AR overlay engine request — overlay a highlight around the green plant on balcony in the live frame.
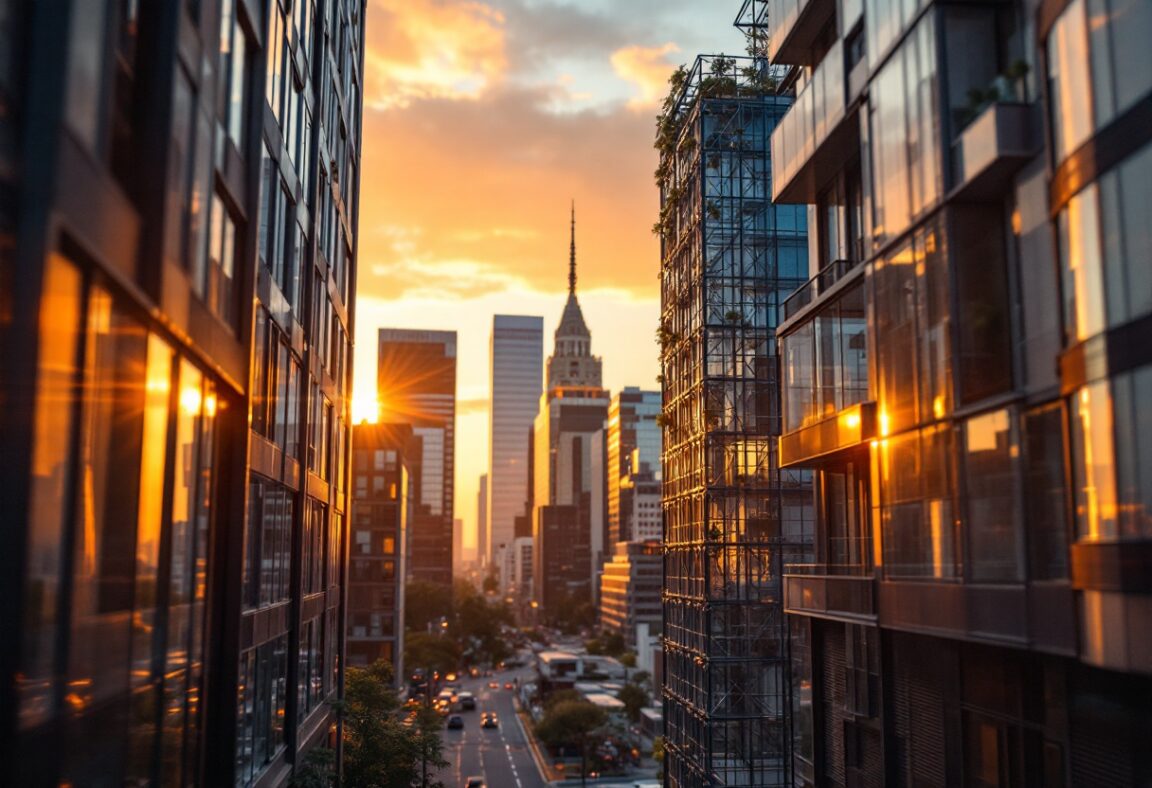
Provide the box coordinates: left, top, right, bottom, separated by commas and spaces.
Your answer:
958, 60, 1031, 129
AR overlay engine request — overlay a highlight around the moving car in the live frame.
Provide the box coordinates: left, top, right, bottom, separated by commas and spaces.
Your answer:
480, 712, 499, 729
458, 691, 476, 710
463, 778, 486, 788
446, 715, 464, 730
487, 681, 499, 689
503, 682, 514, 690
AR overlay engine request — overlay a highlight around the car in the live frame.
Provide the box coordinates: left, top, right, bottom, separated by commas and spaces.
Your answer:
458, 691, 476, 710
503, 682, 514, 690
446, 715, 464, 730
463, 777, 486, 788
487, 681, 499, 689
445, 672, 458, 682
480, 712, 499, 729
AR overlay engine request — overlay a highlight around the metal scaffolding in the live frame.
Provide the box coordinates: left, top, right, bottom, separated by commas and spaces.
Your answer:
658, 51, 813, 787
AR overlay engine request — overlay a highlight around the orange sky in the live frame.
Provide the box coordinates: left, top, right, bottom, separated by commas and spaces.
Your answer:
355, 0, 746, 554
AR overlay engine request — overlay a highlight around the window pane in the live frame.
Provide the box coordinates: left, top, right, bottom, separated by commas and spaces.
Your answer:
1071, 380, 1118, 539
964, 409, 1021, 582
1059, 184, 1106, 342
21, 252, 84, 728
1048, 0, 1093, 159
1022, 404, 1069, 579
954, 205, 1012, 403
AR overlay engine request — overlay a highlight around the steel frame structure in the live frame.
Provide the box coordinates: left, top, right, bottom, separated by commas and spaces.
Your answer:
659, 54, 812, 788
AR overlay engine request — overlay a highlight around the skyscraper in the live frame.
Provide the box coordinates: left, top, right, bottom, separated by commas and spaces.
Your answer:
377, 328, 457, 587
348, 423, 409, 679
657, 43, 812, 787
487, 315, 544, 570
607, 387, 663, 545
532, 206, 610, 615
0, 2, 365, 785
477, 472, 489, 569
759, 0, 1152, 781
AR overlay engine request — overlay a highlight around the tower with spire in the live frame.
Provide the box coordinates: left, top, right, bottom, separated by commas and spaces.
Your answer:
547, 202, 603, 392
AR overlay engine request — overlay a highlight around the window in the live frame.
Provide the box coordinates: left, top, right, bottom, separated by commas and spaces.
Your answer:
243, 476, 293, 609
1048, 0, 1093, 160
236, 636, 289, 786
844, 624, 879, 717
964, 409, 1022, 582
1022, 404, 1069, 579
205, 193, 237, 326
217, 0, 248, 150
880, 424, 959, 578
1058, 183, 1105, 343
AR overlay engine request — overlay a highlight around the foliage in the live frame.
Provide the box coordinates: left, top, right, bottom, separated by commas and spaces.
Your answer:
482, 570, 499, 594
617, 683, 649, 724
535, 700, 608, 751
547, 593, 596, 634
403, 632, 461, 677
339, 660, 447, 788
653, 736, 666, 782
619, 651, 637, 668
404, 580, 453, 633
450, 581, 514, 666
290, 747, 336, 788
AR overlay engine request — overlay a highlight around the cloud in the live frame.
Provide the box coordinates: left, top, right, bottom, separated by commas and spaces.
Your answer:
365, 0, 508, 109
356, 86, 662, 301
611, 43, 682, 110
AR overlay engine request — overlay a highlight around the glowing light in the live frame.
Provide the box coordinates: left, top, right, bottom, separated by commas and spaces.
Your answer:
932, 395, 945, 420
353, 396, 380, 424
204, 393, 218, 418
840, 411, 861, 430
878, 409, 890, 437
180, 386, 202, 415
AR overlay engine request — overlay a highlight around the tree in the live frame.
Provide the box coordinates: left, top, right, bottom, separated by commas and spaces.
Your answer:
619, 651, 637, 668
339, 660, 447, 788
404, 580, 453, 633
290, 747, 335, 788
653, 736, 666, 782
450, 582, 514, 667
403, 632, 461, 677
617, 683, 649, 724
535, 700, 609, 788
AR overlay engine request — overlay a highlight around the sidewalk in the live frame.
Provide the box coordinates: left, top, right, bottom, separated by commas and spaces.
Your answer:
514, 705, 568, 783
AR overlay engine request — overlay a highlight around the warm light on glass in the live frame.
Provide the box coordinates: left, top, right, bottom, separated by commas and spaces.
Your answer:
180, 386, 203, 415
840, 411, 861, 430
878, 409, 890, 437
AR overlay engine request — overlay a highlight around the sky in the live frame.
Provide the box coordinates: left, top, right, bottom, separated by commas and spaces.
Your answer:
355, 0, 748, 554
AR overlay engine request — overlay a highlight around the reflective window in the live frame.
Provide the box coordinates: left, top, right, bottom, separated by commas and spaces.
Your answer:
880, 424, 959, 578
964, 409, 1021, 583
235, 636, 289, 787
1022, 403, 1069, 579
1086, 0, 1152, 134
244, 475, 293, 609
205, 192, 237, 326
954, 205, 1012, 404
1058, 183, 1105, 342
1070, 380, 1117, 539
21, 253, 84, 728
1047, 0, 1093, 159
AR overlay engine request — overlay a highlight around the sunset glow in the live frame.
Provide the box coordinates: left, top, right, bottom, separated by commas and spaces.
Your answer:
357, 1, 745, 548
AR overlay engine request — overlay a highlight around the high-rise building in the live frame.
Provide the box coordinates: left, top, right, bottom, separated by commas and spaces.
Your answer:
452, 517, 463, 577
0, 2, 365, 785
488, 315, 544, 570
599, 541, 663, 648
477, 472, 489, 569
757, 0, 1152, 781
348, 424, 409, 680
378, 328, 457, 587
657, 41, 813, 787
607, 388, 663, 544
532, 207, 610, 615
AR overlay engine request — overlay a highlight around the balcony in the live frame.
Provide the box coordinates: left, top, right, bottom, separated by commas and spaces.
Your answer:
771, 39, 859, 203
766, 0, 837, 66
949, 102, 1038, 201
784, 566, 876, 622
779, 400, 876, 467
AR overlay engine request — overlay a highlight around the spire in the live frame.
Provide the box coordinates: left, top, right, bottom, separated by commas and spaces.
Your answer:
568, 200, 576, 295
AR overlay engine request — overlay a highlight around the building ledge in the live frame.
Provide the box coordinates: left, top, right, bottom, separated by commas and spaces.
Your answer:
779, 401, 875, 468
766, 0, 837, 66
948, 102, 1038, 201
784, 571, 876, 623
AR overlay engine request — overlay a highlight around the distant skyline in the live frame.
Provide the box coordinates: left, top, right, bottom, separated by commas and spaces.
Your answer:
355, 1, 748, 550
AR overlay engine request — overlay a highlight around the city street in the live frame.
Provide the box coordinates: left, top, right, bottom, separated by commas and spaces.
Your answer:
436, 666, 547, 788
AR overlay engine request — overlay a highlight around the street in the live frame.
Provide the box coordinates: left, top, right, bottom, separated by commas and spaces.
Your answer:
436, 665, 548, 788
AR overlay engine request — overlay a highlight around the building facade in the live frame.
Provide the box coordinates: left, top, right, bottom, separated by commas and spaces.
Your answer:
761, 0, 1152, 782
348, 424, 408, 680
488, 314, 544, 569
477, 472, 488, 571
0, 1, 364, 784
657, 46, 813, 786
599, 541, 664, 648
608, 387, 663, 544
532, 208, 610, 615
377, 328, 457, 587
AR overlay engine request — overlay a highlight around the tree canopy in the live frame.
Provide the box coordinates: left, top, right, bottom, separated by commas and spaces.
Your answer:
339, 660, 447, 788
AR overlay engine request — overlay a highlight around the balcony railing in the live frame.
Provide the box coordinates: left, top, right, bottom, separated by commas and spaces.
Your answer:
781, 258, 855, 321
784, 569, 876, 621
771, 38, 853, 203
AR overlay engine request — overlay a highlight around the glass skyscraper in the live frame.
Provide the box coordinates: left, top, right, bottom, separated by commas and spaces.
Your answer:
0, 1, 364, 785
487, 315, 544, 570
377, 328, 457, 587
